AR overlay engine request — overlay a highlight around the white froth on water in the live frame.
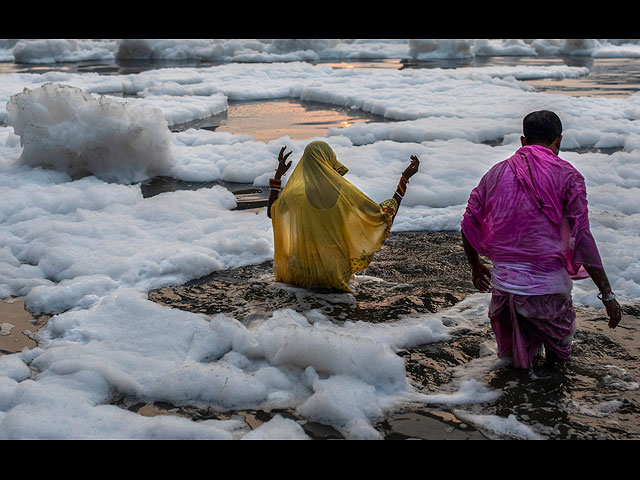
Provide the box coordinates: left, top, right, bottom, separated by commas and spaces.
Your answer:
453, 410, 546, 440
6, 83, 176, 183
3, 39, 640, 64
0, 43, 639, 438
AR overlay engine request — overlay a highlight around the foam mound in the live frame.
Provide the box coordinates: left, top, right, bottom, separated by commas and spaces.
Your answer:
6, 83, 175, 184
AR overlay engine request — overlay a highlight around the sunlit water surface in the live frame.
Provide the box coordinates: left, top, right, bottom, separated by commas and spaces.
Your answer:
2, 54, 640, 440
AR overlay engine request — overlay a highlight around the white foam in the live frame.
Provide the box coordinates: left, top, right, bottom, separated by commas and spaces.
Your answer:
1, 46, 639, 439
0, 63, 637, 306
0, 288, 489, 439
12, 39, 116, 64
240, 414, 310, 440
453, 410, 546, 440
6, 83, 175, 184
6, 39, 640, 64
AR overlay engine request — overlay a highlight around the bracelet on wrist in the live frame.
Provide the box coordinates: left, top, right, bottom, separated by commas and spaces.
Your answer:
597, 291, 616, 302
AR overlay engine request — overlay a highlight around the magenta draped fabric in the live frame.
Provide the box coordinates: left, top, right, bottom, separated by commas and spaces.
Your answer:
461, 145, 603, 368
461, 145, 602, 281
489, 289, 576, 368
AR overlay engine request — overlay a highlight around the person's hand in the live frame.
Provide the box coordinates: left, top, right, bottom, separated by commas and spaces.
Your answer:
603, 298, 622, 328
403, 155, 420, 179
472, 262, 492, 292
275, 146, 292, 179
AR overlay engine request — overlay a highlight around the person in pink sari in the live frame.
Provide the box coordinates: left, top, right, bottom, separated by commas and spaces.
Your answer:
461, 110, 622, 369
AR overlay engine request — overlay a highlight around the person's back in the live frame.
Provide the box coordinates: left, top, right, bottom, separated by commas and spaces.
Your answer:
461, 110, 621, 369
467, 143, 594, 294
267, 141, 420, 292
484, 158, 561, 264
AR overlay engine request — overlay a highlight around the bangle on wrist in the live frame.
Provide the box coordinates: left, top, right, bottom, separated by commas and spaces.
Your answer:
597, 291, 616, 302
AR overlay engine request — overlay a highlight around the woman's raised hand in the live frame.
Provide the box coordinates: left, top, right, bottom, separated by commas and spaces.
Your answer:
275, 146, 293, 179
403, 155, 420, 179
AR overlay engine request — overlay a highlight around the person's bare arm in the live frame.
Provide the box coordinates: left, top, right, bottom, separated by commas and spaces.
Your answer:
563, 175, 622, 329
393, 155, 420, 209
461, 230, 492, 292
582, 265, 622, 328
267, 146, 292, 219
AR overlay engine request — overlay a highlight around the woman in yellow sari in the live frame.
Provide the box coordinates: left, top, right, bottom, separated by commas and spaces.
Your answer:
267, 140, 420, 292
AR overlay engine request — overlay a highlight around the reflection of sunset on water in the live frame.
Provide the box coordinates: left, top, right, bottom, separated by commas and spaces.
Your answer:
318, 60, 401, 70
3, 39, 640, 441
213, 98, 384, 142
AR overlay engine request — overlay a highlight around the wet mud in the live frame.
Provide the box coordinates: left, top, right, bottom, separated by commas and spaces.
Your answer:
0, 297, 50, 355
148, 231, 473, 324
147, 230, 640, 440
3, 231, 638, 439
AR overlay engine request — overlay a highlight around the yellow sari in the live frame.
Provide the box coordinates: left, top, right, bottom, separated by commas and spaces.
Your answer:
271, 141, 397, 291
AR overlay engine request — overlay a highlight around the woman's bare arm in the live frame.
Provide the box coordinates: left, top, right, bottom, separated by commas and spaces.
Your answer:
393, 155, 420, 209
267, 146, 292, 219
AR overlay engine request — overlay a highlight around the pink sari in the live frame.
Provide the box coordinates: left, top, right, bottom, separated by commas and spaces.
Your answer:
489, 289, 576, 368
461, 145, 602, 368
461, 145, 602, 281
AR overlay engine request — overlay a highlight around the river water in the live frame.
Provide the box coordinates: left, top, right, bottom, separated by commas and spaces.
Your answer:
1, 53, 639, 440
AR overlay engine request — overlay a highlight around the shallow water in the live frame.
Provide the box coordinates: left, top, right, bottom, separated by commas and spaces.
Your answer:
139, 56, 638, 203
169, 97, 390, 143
6, 56, 640, 98
6, 56, 639, 144
147, 231, 640, 440
2, 53, 640, 439
404, 56, 640, 97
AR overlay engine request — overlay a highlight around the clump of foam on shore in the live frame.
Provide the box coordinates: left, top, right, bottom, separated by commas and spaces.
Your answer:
6, 83, 175, 184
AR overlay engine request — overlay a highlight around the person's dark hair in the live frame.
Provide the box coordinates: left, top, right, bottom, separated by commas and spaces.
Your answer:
522, 110, 562, 145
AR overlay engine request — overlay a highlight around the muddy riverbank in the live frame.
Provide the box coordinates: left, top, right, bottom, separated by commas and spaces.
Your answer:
146, 230, 640, 440
2, 230, 638, 439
